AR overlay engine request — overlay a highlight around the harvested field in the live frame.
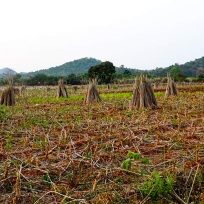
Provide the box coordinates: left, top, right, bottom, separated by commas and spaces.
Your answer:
0, 85, 204, 203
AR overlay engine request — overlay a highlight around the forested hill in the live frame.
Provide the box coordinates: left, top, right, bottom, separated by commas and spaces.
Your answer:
149, 57, 204, 77
180, 57, 204, 76
26, 57, 145, 77
28, 58, 102, 76
24, 56, 204, 77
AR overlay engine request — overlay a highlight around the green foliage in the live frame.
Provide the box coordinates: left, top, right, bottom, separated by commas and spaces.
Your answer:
66, 73, 82, 85
171, 117, 179, 128
170, 64, 185, 81
26, 74, 59, 85
165, 175, 174, 193
2, 57, 204, 86
122, 69, 132, 78
141, 157, 151, 164
115, 177, 124, 185
150, 57, 204, 78
34, 136, 48, 150
66, 171, 74, 182
121, 158, 132, 170
42, 173, 52, 186
180, 57, 204, 77
121, 151, 151, 170
24, 116, 50, 129
140, 171, 174, 200
0, 106, 9, 121
127, 151, 142, 160
4, 134, 13, 150
23, 72, 88, 86
88, 61, 116, 84
13, 74, 23, 85
86, 151, 93, 160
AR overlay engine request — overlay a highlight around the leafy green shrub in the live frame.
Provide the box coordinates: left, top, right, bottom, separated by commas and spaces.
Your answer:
140, 171, 174, 200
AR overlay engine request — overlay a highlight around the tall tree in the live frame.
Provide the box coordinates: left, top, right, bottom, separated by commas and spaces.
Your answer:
170, 64, 185, 81
88, 61, 116, 84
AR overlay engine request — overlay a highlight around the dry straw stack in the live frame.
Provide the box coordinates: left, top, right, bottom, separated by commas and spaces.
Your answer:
57, 79, 68, 98
129, 77, 140, 109
0, 77, 15, 106
20, 85, 26, 95
130, 76, 157, 109
165, 74, 178, 97
84, 79, 101, 104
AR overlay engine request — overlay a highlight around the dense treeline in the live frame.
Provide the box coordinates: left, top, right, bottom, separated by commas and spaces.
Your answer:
1, 56, 204, 84
0, 71, 203, 87
0, 73, 88, 86
150, 57, 204, 78
0, 58, 204, 86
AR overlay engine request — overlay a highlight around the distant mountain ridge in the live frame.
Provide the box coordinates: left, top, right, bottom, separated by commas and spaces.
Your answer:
0, 68, 16, 76
27, 56, 204, 77
2, 56, 204, 78
27, 58, 102, 76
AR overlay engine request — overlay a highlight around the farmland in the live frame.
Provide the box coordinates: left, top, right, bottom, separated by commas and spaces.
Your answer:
0, 84, 204, 203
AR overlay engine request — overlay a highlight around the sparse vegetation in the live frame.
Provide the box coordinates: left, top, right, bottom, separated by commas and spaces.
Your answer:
0, 82, 203, 203
140, 171, 174, 201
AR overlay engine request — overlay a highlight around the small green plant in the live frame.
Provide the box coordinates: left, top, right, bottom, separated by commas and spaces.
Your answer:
140, 171, 174, 200
34, 137, 48, 150
4, 134, 13, 150
42, 173, 52, 186
67, 172, 74, 182
121, 158, 131, 170
121, 151, 151, 170
115, 177, 124, 185
86, 151, 93, 160
141, 157, 151, 164
0, 106, 9, 122
127, 151, 141, 159
171, 117, 178, 128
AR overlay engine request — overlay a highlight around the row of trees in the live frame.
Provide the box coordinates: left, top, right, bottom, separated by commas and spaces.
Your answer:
0, 62, 204, 86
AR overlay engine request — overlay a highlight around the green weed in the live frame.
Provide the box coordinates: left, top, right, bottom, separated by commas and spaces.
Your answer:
140, 171, 174, 200
4, 134, 14, 150
121, 151, 151, 170
42, 173, 52, 186
0, 105, 9, 121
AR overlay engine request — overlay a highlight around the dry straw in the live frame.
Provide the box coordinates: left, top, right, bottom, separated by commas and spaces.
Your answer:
165, 73, 178, 97
0, 75, 15, 106
129, 77, 140, 109
84, 79, 101, 104
130, 75, 157, 109
57, 79, 68, 98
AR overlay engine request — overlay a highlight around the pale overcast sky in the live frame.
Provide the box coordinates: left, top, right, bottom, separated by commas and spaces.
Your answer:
0, 0, 204, 72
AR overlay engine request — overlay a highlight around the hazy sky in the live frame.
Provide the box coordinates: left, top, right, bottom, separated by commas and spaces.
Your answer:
1, 0, 204, 72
